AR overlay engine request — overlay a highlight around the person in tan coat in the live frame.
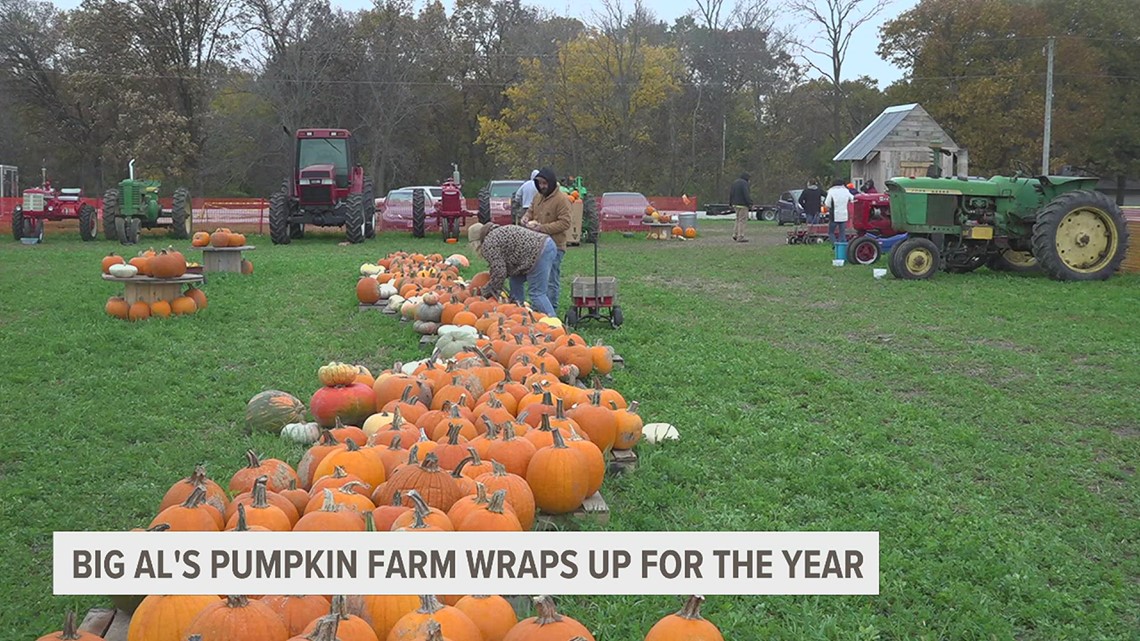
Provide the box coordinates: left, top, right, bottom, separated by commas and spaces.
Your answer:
520, 167, 572, 314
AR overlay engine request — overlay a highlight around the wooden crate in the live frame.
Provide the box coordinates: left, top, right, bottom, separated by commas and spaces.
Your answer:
533, 491, 610, 531
1122, 220, 1140, 273
606, 448, 638, 474
80, 607, 130, 641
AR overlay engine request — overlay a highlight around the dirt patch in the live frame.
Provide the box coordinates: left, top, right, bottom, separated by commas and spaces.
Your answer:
636, 274, 757, 303
1112, 426, 1139, 439
647, 221, 790, 249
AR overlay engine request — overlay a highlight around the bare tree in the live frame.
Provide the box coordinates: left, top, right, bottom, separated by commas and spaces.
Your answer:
788, 0, 889, 156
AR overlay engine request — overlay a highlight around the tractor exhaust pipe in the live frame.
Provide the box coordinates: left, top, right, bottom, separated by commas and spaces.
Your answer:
129, 159, 135, 180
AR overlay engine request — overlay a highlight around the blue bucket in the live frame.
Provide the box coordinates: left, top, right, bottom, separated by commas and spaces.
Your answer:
834, 242, 848, 262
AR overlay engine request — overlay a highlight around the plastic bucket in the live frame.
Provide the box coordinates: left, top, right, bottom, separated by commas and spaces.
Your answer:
834, 241, 848, 261
678, 212, 697, 232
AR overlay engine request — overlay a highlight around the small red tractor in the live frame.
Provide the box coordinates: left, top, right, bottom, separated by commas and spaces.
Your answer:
269, 128, 375, 244
11, 169, 98, 243
412, 165, 473, 240
844, 192, 908, 265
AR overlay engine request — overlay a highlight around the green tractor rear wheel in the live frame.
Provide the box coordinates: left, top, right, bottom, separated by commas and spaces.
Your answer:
169, 188, 191, 239
987, 249, 1038, 273
889, 237, 941, 280
1031, 190, 1129, 281
102, 189, 120, 241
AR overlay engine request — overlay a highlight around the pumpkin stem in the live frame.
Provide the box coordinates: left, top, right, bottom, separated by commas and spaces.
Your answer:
334, 416, 344, 430
319, 489, 339, 512
677, 594, 707, 620
330, 594, 350, 619
482, 417, 499, 440
490, 460, 508, 476
627, 400, 640, 414
540, 413, 555, 432
420, 451, 442, 472
486, 489, 508, 514
225, 595, 250, 608
405, 489, 432, 518
446, 422, 464, 444
417, 594, 445, 615
423, 619, 444, 641
532, 595, 563, 623
417, 427, 430, 444
189, 463, 210, 487
60, 611, 80, 640
388, 433, 403, 451
243, 449, 262, 469
555, 397, 566, 418
147, 523, 171, 531
452, 456, 473, 478
180, 485, 208, 508
331, 466, 350, 479
406, 444, 420, 465
251, 476, 271, 509
340, 480, 370, 495
400, 385, 413, 403
473, 482, 489, 505
234, 503, 251, 531
344, 438, 361, 452
316, 429, 337, 446
391, 406, 404, 429
466, 446, 483, 466
390, 489, 404, 507
308, 614, 343, 641
288, 478, 299, 491
550, 427, 569, 449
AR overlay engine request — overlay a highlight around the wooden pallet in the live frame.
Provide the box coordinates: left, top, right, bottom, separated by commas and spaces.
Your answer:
606, 448, 638, 474
1122, 221, 1140, 273
80, 607, 130, 641
533, 491, 610, 530
419, 335, 438, 348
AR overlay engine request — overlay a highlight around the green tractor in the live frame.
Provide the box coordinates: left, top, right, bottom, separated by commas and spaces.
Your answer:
560, 176, 597, 244
883, 162, 1129, 281
102, 159, 192, 245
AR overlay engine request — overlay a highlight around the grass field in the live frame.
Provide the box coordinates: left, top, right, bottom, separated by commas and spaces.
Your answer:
2, 220, 1138, 640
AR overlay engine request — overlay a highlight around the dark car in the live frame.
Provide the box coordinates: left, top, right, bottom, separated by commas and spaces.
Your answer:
776, 189, 805, 225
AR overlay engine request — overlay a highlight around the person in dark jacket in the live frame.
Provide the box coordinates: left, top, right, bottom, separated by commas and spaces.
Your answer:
798, 181, 824, 224
728, 172, 753, 242
860, 179, 877, 193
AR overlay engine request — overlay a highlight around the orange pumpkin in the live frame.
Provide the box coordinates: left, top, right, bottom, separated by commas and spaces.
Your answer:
101, 253, 126, 273
300, 596, 378, 641
456, 489, 522, 531
37, 612, 105, 641
170, 296, 198, 315
373, 451, 463, 513
292, 489, 366, 531
191, 231, 211, 247
185, 286, 208, 310
474, 461, 535, 530
386, 595, 482, 641
525, 429, 590, 515
128, 300, 151, 321
209, 229, 231, 247
184, 595, 289, 641
230, 449, 301, 494
645, 595, 723, 641
358, 595, 420, 640
105, 296, 130, 319
159, 463, 229, 515
502, 595, 594, 641
224, 477, 293, 531
127, 595, 223, 641
261, 595, 331, 637
454, 595, 518, 641
150, 299, 173, 318
150, 485, 223, 531
684, 227, 697, 238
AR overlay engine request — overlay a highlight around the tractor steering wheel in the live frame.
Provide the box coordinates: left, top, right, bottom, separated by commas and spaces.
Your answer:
1012, 159, 1034, 180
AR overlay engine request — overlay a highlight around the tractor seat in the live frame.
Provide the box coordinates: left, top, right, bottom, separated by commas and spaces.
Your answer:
145, 186, 159, 193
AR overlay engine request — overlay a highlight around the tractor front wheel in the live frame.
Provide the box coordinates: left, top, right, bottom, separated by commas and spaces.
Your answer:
102, 189, 120, 241
344, 192, 365, 244
169, 188, 191, 239
411, 189, 426, 238
1031, 190, 1129, 281
268, 181, 291, 245
987, 249, 1038, 273
846, 235, 880, 265
78, 203, 98, 241
477, 187, 491, 224
363, 179, 376, 239
889, 237, 940, 280
11, 207, 23, 241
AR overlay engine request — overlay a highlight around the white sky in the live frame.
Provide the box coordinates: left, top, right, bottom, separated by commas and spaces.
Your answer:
48, 0, 916, 86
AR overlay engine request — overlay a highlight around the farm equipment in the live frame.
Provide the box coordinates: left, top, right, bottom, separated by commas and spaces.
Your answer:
565, 229, 623, 329
413, 165, 471, 240
11, 168, 98, 243
561, 176, 597, 243
269, 128, 374, 244
883, 168, 1130, 281
102, 160, 192, 245
844, 192, 908, 265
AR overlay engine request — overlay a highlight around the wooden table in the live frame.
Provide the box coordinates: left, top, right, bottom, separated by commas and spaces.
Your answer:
102, 274, 204, 305
198, 245, 255, 273
644, 222, 677, 240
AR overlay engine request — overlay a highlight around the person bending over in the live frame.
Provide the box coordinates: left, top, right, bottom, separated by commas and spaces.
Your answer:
467, 222, 558, 316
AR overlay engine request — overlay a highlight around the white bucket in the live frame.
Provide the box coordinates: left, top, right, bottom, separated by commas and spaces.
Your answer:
872, 268, 888, 279
832, 259, 845, 267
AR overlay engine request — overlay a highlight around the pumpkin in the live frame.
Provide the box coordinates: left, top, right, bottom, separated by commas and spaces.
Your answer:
565, 390, 617, 454
356, 596, 420, 641
389, 490, 453, 531
413, 320, 440, 335
226, 480, 301, 527
230, 449, 301, 494
209, 229, 231, 247
191, 231, 211, 247
474, 461, 535, 530
645, 595, 723, 641
458, 446, 493, 480
525, 429, 590, 514
37, 611, 105, 641
159, 463, 229, 515
224, 477, 293, 531
374, 452, 463, 513
297, 430, 345, 489
386, 595, 482, 641
185, 286, 208, 309
362, 411, 398, 437
293, 489, 366, 531
301, 596, 378, 641
185, 594, 289, 641
416, 298, 444, 323
171, 295, 198, 315
241, 258, 254, 274
485, 421, 537, 478
502, 595, 594, 641
357, 278, 383, 304
311, 383, 377, 428
230, 232, 248, 247
312, 438, 387, 490
128, 595, 223, 641
101, 252, 127, 274
444, 482, 491, 527
282, 421, 322, 444
611, 400, 643, 450
303, 481, 375, 515
150, 249, 188, 278
454, 595, 517, 641
105, 296, 130, 319
328, 418, 369, 446
150, 299, 173, 318
226, 503, 270, 531
320, 361, 361, 387
457, 488, 521, 531
565, 431, 605, 497
128, 300, 151, 321
310, 466, 369, 497
370, 489, 412, 532
280, 479, 312, 515
589, 340, 613, 375
150, 485, 223, 531
261, 596, 331, 637
684, 227, 697, 238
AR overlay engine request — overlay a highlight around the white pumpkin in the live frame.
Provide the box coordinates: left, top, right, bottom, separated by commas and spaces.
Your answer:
362, 411, 397, 437
379, 283, 398, 298
642, 423, 680, 443
437, 324, 479, 339
108, 263, 139, 278
436, 333, 478, 359
385, 295, 405, 312
445, 254, 470, 268
280, 421, 321, 444
360, 263, 382, 277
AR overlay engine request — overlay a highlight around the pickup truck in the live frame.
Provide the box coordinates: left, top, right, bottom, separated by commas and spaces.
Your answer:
703, 202, 778, 221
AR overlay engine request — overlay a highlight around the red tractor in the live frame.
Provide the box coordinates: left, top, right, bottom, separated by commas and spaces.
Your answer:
268, 128, 375, 244
844, 192, 908, 265
411, 165, 473, 240
11, 170, 98, 243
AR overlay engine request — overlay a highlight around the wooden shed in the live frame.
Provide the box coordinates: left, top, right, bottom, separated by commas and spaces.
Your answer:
834, 104, 968, 190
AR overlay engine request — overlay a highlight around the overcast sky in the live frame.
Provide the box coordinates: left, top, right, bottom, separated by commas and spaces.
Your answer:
48, 0, 917, 86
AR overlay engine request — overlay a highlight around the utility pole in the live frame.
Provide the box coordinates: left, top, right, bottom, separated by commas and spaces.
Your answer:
719, 112, 727, 196
1042, 36, 1055, 175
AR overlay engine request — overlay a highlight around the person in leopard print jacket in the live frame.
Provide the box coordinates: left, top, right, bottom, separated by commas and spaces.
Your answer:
467, 222, 558, 316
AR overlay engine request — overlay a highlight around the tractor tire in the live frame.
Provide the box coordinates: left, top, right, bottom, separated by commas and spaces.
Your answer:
11, 207, 23, 241
888, 237, 940, 280
344, 192, 365, 244
411, 189, 426, 238
102, 189, 120, 241
846, 236, 880, 265
363, 179, 376, 239
169, 187, 191, 239
1031, 189, 1129, 281
583, 196, 598, 244
269, 181, 291, 245
987, 249, 1038, 273
117, 217, 140, 245
78, 203, 98, 241
477, 187, 491, 224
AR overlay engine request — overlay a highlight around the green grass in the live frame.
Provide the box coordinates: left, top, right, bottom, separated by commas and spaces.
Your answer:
1, 221, 1137, 640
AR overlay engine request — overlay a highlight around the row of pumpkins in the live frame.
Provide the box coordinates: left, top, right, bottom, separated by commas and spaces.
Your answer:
101, 248, 199, 279
191, 228, 248, 248
39, 594, 723, 641
104, 286, 208, 321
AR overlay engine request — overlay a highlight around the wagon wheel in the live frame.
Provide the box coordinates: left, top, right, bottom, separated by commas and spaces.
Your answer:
78, 203, 98, 241
102, 188, 120, 241
610, 305, 624, 329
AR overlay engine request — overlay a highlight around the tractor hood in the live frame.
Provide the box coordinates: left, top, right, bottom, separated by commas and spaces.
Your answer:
299, 164, 336, 182
885, 176, 998, 197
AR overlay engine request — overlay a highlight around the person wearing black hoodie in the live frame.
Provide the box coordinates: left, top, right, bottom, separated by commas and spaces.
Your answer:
728, 172, 753, 242
522, 167, 572, 314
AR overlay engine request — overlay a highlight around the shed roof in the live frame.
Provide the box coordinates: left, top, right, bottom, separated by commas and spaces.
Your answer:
833, 103, 919, 162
